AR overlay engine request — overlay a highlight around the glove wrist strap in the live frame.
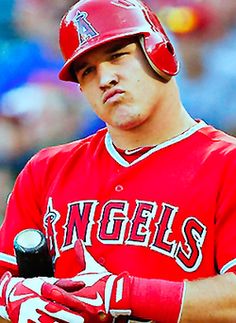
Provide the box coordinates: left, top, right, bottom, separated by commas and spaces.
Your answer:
110, 272, 185, 323
131, 277, 186, 323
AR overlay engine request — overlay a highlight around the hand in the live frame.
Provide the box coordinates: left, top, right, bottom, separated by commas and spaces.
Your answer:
64, 271, 132, 323
40, 240, 183, 323
0, 271, 85, 323
42, 240, 133, 323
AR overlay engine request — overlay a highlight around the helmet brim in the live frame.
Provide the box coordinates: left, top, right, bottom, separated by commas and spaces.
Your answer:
59, 31, 144, 82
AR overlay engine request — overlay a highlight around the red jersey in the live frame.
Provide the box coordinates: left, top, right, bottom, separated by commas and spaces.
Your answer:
0, 120, 236, 282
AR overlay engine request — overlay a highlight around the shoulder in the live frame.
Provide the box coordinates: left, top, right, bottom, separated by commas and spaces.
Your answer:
197, 123, 236, 156
30, 127, 108, 165
194, 124, 236, 178
16, 128, 108, 191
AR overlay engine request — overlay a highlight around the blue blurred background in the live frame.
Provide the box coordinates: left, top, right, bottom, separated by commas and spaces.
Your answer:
0, 0, 235, 219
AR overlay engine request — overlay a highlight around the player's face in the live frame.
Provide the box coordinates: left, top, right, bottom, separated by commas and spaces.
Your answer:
74, 38, 165, 130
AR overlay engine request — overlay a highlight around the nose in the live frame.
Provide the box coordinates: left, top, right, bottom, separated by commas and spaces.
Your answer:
98, 62, 118, 90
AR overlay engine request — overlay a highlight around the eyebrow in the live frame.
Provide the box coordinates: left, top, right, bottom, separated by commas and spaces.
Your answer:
74, 61, 88, 74
104, 42, 128, 54
74, 41, 134, 73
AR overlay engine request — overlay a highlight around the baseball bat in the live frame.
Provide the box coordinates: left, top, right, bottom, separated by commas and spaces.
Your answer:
5, 229, 127, 323
0, 229, 54, 323
14, 228, 54, 278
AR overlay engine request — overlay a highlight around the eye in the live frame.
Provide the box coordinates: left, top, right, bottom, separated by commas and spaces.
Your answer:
82, 66, 94, 78
111, 52, 128, 60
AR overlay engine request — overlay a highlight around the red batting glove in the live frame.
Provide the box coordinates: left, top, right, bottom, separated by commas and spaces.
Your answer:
0, 271, 85, 322
42, 240, 132, 322
42, 240, 185, 323
68, 271, 132, 322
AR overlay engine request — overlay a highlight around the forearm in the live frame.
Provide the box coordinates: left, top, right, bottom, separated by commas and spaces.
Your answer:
111, 272, 236, 323
181, 272, 236, 322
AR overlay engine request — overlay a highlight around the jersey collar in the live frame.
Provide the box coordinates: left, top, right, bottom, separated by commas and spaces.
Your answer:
105, 120, 207, 167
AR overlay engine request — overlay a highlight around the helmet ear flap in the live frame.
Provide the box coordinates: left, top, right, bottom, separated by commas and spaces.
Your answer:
140, 35, 179, 81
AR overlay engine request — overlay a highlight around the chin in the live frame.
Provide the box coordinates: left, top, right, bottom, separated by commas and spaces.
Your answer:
113, 119, 143, 130
110, 109, 145, 130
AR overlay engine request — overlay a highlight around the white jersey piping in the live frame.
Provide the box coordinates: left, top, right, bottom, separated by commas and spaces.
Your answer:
220, 258, 236, 274
105, 120, 207, 167
0, 252, 17, 265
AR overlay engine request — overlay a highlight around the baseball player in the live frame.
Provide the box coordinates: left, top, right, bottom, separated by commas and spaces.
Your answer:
0, 0, 236, 322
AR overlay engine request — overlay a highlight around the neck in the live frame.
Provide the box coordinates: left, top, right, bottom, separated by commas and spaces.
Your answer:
107, 79, 196, 150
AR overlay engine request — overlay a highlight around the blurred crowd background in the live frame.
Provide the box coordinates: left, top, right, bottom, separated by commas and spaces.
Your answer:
0, 0, 236, 220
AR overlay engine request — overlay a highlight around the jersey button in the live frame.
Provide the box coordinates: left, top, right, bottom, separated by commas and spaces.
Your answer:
115, 185, 123, 192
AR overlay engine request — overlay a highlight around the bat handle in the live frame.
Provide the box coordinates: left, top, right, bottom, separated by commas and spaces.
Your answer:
13, 229, 131, 322
14, 229, 54, 278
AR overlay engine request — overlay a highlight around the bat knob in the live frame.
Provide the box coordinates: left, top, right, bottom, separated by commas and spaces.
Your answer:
14, 229, 54, 278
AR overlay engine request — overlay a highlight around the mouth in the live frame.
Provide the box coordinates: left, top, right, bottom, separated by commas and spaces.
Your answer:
103, 89, 125, 104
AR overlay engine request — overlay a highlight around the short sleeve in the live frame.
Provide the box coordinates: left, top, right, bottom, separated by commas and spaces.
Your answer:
215, 149, 236, 274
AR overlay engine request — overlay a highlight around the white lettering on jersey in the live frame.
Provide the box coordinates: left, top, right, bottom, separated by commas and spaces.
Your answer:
126, 200, 157, 246
150, 203, 178, 257
62, 200, 98, 250
46, 198, 207, 273
174, 217, 207, 272
97, 200, 129, 244
43, 197, 60, 262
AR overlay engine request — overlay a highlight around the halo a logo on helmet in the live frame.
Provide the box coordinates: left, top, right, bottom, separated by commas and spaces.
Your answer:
73, 11, 98, 45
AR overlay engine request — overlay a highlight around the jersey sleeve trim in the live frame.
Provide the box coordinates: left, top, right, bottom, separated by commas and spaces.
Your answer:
0, 252, 17, 265
220, 258, 236, 274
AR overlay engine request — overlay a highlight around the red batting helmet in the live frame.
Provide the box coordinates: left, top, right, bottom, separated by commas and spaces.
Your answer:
59, 0, 179, 82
